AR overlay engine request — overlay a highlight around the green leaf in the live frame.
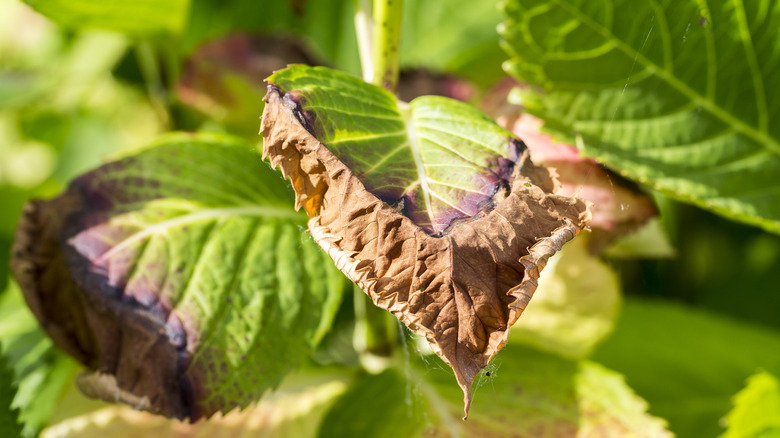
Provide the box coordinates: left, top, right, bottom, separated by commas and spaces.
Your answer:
267, 65, 521, 234
401, 0, 506, 87
319, 345, 670, 437
593, 299, 780, 438
10, 132, 347, 419
0, 283, 78, 438
721, 371, 780, 438
603, 218, 676, 259
0, 344, 22, 438
24, 0, 190, 36
39, 370, 348, 438
318, 369, 428, 438
297, 0, 361, 77
501, 0, 780, 234
510, 233, 621, 359
182, 0, 298, 54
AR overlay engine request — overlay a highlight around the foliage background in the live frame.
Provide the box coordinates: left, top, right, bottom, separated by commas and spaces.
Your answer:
1, 0, 779, 437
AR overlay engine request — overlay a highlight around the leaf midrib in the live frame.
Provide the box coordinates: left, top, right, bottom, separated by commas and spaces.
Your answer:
83, 206, 302, 265
400, 104, 436, 226
549, 0, 780, 155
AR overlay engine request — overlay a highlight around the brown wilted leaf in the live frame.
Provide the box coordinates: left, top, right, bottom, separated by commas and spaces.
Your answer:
261, 75, 592, 417
12, 195, 189, 419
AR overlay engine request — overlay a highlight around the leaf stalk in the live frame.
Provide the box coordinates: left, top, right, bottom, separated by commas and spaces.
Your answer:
354, 0, 374, 83
353, 286, 397, 372
371, 0, 403, 91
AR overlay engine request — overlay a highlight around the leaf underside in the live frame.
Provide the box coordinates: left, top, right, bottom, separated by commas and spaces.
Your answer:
11, 133, 345, 420
501, 0, 780, 234
261, 65, 591, 416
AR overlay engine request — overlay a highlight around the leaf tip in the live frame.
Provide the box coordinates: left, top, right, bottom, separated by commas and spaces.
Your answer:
455, 370, 474, 421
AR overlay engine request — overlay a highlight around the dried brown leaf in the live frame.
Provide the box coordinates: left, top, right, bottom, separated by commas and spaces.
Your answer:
261, 86, 592, 417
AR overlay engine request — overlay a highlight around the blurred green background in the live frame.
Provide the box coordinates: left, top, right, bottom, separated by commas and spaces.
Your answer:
1, 0, 779, 437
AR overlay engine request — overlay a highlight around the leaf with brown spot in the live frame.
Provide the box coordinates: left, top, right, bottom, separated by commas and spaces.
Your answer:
260, 65, 592, 417
505, 112, 659, 253
480, 78, 660, 254
11, 133, 347, 420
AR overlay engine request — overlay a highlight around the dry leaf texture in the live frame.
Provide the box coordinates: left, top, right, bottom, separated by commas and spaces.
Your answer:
261, 83, 591, 417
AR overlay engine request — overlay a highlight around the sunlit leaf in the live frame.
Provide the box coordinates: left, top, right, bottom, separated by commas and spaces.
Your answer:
262, 64, 591, 416
11, 133, 347, 419
24, 0, 190, 35
721, 371, 780, 438
510, 233, 621, 359
265, 66, 535, 234
319, 345, 671, 437
501, 0, 780, 234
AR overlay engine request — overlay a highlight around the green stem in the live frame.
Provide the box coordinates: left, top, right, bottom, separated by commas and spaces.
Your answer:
353, 285, 397, 372
135, 42, 170, 129
371, 0, 403, 91
354, 0, 374, 83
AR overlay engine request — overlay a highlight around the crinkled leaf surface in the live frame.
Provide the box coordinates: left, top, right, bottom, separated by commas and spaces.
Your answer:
501, 0, 780, 234
721, 372, 780, 438
10, 133, 347, 420
318, 345, 670, 437
593, 299, 780, 437
24, 0, 190, 35
506, 112, 660, 252
261, 65, 591, 415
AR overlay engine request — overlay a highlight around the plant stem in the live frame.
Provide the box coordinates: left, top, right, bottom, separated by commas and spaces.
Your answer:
135, 42, 170, 129
354, 0, 374, 83
353, 285, 397, 372
371, 0, 403, 91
